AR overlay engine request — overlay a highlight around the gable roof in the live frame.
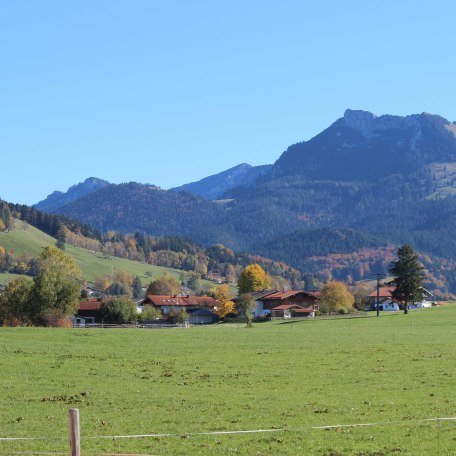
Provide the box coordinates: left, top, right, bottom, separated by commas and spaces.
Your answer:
78, 298, 103, 311
368, 286, 395, 298
248, 290, 277, 300
144, 295, 217, 308
293, 308, 315, 313
271, 304, 301, 310
368, 285, 433, 299
264, 290, 320, 300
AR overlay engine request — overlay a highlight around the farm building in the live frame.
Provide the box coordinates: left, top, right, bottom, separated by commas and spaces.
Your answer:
235, 290, 320, 318
141, 294, 218, 323
77, 298, 103, 322
261, 290, 320, 313
270, 304, 316, 319
368, 286, 433, 311
186, 308, 220, 324
246, 291, 281, 318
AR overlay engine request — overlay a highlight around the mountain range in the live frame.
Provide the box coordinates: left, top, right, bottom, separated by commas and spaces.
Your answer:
33, 109, 456, 292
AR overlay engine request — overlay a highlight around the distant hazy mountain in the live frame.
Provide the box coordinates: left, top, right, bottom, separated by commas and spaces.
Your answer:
35, 177, 110, 213
172, 163, 272, 200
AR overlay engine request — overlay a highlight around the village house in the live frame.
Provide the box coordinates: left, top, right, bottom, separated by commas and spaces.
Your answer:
77, 297, 103, 322
368, 285, 434, 311
263, 290, 320, 318
238, 290, 321, 319
141, 294, 219, 324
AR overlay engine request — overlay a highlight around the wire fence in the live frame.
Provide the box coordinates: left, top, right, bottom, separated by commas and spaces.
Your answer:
1, 409, 455, 455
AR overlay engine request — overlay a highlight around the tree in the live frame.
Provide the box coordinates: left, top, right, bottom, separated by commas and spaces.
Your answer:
238, 264, 270, 294
320, 281, 354, 314
0, 245, 7, 272
211, 284, 235, 318
32, 246, 82, 324
389, 244, 426, 314
235, 293, 256, 327
352, 283, 372, 310
147, 272, 180, 295
0, 278, 33, 326
109, 281, 131, 296
100, 296, 137, 323
224, 264, 237, 283
55, 239, 65, 251
187, 273, 201, 292
93, 275, 111, 293
132, 275, 143, 299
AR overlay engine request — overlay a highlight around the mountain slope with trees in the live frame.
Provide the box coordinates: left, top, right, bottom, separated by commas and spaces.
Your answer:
35, 177, 110, 213
29, 109, 456, 293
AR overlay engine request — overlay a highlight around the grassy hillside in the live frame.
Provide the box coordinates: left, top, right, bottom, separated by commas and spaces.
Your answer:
0, 272, 27, 284
0, 306, 455, 454
0, 220, 214, 286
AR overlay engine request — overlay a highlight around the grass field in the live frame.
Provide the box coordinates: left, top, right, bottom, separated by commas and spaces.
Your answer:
0, 221, 218, 288
0, 273, 26, 284
1, 307, 455, 455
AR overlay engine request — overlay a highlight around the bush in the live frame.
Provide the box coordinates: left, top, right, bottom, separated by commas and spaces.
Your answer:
167, 308, 188, 324
338, 307, 349, 315
139, 305, 162, 322
42, 310, 73, 327
100, 297, 137, 324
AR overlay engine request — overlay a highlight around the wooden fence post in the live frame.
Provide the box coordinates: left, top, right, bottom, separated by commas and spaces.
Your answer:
69, 408, 81, 456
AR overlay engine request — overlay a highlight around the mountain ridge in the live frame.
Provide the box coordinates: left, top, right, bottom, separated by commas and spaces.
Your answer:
172, 163, 272, 200
35, 177, 110, 213
29, 109, 456, 292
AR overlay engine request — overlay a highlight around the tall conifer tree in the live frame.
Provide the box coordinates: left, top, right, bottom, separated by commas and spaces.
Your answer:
389, 245, 426, 314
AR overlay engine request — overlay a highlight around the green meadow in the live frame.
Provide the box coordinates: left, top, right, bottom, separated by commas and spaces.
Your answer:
1, 306, 455, 455
0, 221, 217, 288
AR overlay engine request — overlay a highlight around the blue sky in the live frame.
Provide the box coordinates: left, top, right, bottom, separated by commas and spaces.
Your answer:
1, 0, 455, 204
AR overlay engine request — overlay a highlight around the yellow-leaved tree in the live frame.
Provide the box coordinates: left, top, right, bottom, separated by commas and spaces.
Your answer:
237, 264, 270, 294
211, 284, 235, 318
33, 245, 82, 325
320, 281, 354, 314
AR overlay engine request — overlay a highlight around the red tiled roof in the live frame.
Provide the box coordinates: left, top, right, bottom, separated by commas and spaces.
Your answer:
78, 299, 102, 311
271, 304, 301, 310
293, 308, 314, 313
264, 290, 305, 300
144, 295, 217, 308
265, 290, 321, 300
368, 286, 395, 298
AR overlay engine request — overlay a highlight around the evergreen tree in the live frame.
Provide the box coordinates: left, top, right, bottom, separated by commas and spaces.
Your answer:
389, 244, 426, 314
132, 275, 143, 299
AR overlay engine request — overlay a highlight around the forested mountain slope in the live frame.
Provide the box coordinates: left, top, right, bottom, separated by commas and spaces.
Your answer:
35, 177, 110, 213
33, 109, 456, 292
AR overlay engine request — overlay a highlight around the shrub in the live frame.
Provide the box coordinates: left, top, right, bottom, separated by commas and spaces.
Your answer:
167, 308, 188, 324
42, 310, 70, 327
100, 297, 137, 324
139, 305, 162, 322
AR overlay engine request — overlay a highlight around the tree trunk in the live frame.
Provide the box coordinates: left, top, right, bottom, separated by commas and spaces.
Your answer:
404, 302, 408, 315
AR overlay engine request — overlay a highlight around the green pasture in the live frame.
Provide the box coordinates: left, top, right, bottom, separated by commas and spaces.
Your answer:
0, 221, 218, 288
0, 306, 455, 455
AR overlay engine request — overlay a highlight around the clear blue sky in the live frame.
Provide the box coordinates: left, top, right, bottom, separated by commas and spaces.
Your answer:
1, 0, 455, 204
